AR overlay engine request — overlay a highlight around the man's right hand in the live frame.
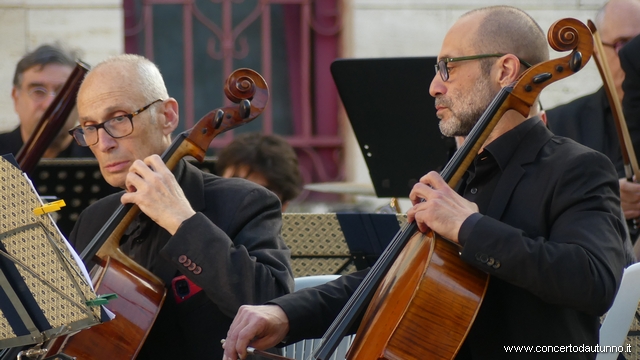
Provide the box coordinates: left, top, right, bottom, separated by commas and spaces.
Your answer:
619, 178, 640, 220
222, 304, 290, 360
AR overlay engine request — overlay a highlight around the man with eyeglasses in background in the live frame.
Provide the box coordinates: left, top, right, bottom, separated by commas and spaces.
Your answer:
547, 0, 640, 245
67, 54, 293, 359
0, 43, 93, 158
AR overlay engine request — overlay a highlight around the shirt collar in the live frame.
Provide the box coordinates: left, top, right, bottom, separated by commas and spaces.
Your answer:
483, 116, 540, 171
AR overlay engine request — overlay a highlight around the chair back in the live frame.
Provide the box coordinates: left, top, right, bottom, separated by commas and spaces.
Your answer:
283, 275, 355, 360
597, 262, 640, 360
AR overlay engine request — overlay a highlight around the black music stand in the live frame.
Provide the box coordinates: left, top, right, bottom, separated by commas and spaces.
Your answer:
336, 213, 405, 270
330, 56, 457, 198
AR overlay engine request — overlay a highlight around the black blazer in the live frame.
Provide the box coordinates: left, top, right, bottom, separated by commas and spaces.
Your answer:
70, 159, 294, 359
272, 120, 628, 359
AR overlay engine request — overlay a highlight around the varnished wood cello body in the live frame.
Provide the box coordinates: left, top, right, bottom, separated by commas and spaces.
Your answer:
311, 19, 595, 360
44, 69, 269, 359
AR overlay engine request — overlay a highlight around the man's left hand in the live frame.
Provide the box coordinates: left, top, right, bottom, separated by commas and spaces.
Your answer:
407, 171, 479, 243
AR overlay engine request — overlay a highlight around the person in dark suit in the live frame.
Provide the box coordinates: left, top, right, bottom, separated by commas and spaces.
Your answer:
67, 54, 293, 359
546, 0, 640, 241
620, 35, 640, 260
1, 43, 93, 158
222, 6, 629, 360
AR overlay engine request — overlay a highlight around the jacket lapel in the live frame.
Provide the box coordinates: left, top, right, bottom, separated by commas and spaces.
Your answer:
485, 120, 553, 220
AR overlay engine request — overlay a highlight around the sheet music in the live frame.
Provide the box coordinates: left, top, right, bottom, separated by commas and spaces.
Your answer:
0, 155, 112, 348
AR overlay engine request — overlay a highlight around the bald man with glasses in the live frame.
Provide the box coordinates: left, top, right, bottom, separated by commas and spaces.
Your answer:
67, 54, 293, 359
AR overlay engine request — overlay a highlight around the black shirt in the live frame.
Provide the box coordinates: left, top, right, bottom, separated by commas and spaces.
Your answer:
458, 117, 540, 245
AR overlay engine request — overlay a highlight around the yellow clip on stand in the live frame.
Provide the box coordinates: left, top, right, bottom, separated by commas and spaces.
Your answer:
33, 200, 66, 215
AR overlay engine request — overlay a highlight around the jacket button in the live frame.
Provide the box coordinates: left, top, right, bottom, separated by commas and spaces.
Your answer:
477, 253, 488, 263
487, 257, 495, 266
188, 263, 197, 271
183, 258, 192, 267
178, 255, 187, 264
470, 188, 478, 195
492, 261, 501, 269
193, 266, 202, 275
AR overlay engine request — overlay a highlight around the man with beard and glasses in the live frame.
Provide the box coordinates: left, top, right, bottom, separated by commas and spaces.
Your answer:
222, 6, 629, 360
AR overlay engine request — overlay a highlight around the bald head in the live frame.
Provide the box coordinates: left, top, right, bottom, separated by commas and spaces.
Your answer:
463, 6, 549, 72
596, 0, 640, 39
76, 54, 179, 188
83, 54, 169, 104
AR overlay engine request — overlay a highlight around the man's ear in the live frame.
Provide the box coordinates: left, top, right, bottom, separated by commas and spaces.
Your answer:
539, 110, 548, 126
495, 54, 521, 87
11, 87, 19, 111
161, 98, 180, 134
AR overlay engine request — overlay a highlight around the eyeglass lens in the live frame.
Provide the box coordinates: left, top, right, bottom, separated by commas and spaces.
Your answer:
71, 99, 162, 147
80, 116, 134, 146
436, 60, 448, 81
28, 87, 58, 102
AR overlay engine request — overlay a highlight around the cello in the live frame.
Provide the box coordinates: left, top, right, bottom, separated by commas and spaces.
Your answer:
309, 18, 594, 360
42, 68, 269, 359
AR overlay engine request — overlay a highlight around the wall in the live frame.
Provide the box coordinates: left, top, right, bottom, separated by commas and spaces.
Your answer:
0, 0, 123, 132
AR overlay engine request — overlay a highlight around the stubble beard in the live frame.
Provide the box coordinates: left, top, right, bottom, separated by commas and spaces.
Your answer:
436, 75, 496, 137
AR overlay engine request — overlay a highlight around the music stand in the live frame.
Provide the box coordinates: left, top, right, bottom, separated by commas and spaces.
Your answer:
0, 155, 105, 353
330, 56, 457, 198
336, 213, 407, 270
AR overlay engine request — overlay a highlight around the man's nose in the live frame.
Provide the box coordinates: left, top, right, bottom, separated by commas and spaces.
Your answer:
95, 127, 117, 151
429, 73, 445, 98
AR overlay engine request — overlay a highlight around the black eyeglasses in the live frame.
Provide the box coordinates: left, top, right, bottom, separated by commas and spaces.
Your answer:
69, 99, 163, 147
602, 38, 630, 55
434, 53, 533, 82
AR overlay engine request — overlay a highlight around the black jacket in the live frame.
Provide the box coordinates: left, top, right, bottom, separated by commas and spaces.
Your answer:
70, 159, 294, 359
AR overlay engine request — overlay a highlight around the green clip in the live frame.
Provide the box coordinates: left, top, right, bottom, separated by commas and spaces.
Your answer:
85, 293, 118, 307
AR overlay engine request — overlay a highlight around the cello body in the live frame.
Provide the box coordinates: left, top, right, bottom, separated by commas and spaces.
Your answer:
45, 257, 165, 359
347, 233, 488, 360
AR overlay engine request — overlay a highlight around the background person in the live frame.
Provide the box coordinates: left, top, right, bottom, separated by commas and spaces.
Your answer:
1, 43, 92, 158
546, 0, 640, 241
216, 132, 303, 211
